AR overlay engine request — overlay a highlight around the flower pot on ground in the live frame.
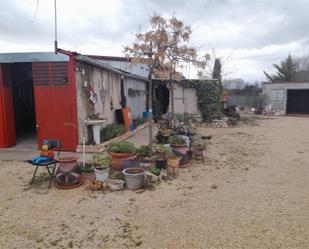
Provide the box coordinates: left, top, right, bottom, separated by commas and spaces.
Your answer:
56, 154, 81, 187
78, 163, 95, 182
91, 154, 111, 182
122, 167, 146, 190
136, 145, 153, 163
123, 158, 141, 169
155, 158, 167, 169
107, 141, 136, 171
167, 156, 180, 179
167, 156, 180, 168
168, 136, 189, 155
94, 167, 110, 182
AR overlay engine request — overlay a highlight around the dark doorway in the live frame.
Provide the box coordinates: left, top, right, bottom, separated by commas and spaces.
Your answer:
155, 83, 170, 114
11, 63, 37, 148
286, 89, 309, 114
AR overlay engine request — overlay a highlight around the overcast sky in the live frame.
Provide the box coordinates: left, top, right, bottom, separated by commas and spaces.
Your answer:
0, 0, 308, 82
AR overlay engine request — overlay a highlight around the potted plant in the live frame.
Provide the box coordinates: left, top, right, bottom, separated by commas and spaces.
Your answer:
122, 167, 146, 190
107, 141, 136, 171
192, 134, 207, 160
154, 144, 173, 169
92, 154, 111, 182
78, 162, 95, 182
166, 155, 180, 178
136, 145, 152, 162
168, 136, 189, 155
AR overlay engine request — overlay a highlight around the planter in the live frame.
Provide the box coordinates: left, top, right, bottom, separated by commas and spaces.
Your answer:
160, 128, 172, 137
56, 154, 81, 187
155, 158, 167, 169
81, 172, 96, 182
106, 179, 125, 191
122, 167, 145, 190
108, 152, 135, 171
94, 167, 110, 182
57, 155, 79, 172
193, 146, 204, 160
78, 163, 95, 182
55, 171, 81, 186
171, 144, 189, 155
123, 159, 140, 169
167, 157, 180, 178
167, 157, 180, 168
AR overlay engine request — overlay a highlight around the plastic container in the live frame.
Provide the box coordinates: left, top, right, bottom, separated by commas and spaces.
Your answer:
94, 167, 110, 182
143, 111, 150, 119
155, 158, 167, 169
122, 167, 145, 190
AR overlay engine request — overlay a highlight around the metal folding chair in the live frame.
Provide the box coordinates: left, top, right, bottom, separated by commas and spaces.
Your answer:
28, 140, 61, 189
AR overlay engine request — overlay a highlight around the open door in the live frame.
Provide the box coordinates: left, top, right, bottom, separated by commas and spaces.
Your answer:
0, 64, 16, 147
32, 61, 78, 151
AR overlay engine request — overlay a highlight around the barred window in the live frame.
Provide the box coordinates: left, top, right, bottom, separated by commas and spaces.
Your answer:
33, 62, 68, 86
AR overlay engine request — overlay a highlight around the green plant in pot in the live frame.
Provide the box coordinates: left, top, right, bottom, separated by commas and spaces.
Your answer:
92, 154, 111, 182
78, 162, 95, 182
106, 141, 136, 171
192, 134, 207, 159
168, 136, 189, 155
154, 144, 173, 169
136, 145, 153, 163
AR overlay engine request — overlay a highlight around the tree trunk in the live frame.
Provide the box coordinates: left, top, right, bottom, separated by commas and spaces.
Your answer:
148, 71, 153, 156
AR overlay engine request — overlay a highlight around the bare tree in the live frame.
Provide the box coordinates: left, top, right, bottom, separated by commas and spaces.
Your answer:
124, 14, 206, 149
295, 54, 309, 71
199, 46, 234, 79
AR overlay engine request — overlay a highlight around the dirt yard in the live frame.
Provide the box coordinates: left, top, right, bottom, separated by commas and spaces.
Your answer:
0, 116, 308, 249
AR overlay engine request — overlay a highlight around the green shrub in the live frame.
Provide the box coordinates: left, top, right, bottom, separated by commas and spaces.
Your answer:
167, 136, 186, 145
137, 145, 151, 157
106, 141, 136, 153
92, 154, 111, 168
100, 124, 125, 142
183, 80, 221, 122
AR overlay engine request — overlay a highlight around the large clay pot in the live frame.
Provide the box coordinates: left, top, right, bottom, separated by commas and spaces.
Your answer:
81, 172, 95, 182
108, 152, 135, 171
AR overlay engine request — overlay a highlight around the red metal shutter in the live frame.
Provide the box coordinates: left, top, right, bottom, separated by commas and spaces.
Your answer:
32, 60, 78, 151
0, 64, 16, 147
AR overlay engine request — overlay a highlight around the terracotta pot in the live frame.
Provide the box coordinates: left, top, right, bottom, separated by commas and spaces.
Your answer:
108, 152, 135, 171
57, 155, 79, 172
81, 172, 95, 182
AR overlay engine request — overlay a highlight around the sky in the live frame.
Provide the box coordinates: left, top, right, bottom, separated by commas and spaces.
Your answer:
0, 0, 309, 82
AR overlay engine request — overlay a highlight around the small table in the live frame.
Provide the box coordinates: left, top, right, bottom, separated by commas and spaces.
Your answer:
84, 119, 107, 145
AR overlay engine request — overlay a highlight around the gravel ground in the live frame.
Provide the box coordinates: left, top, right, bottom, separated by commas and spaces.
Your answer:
0, 116, 308, 249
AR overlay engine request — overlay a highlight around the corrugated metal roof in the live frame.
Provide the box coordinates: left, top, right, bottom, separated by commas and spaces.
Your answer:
0, 52, 69, 63
77, 55, 149, 82
95, 58, 149, 78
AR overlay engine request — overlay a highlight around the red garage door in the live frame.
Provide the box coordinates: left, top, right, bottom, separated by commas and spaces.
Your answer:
32, 60, 78, 151
0, 64, 16, 147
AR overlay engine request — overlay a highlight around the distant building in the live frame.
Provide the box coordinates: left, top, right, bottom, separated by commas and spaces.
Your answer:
222, 78, 246, 90
263, 82, 309, 115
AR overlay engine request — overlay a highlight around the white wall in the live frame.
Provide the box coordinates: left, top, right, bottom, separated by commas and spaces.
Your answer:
76, 63, 122, 143
124, 78, 147, 119
170, 84, 200, 115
